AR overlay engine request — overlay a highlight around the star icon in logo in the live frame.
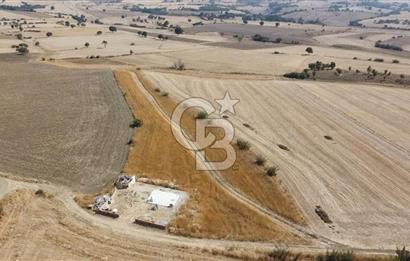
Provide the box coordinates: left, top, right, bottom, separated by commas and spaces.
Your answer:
215, 91, 239, 115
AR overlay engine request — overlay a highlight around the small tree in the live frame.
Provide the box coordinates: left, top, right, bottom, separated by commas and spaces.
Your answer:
84, 42, 90, 48
265, 166, 279, 177
174, 26, 183, 34
108, 26, 117, 33
102, 40, 107, 48
305, 47, 313, 54
16, 46, 29, 55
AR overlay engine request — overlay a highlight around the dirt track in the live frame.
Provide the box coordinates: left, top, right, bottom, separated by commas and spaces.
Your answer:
0, 58, 133, 193
143, 71, 410, 249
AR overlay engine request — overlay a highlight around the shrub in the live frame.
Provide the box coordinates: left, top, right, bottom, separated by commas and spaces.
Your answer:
46, 32, 52, 37
265, 166, 279, 177
154, 88, 161, 92
255, 155, 266, 166
316, 250, 354, 261
283, 72, 307, 79
395, 247, 410, 261
278, 144, 290, 151
374, 58, 384, 62
252, 34, 270, 42
160, 92, 169, 97
174, 26, 183, 34
393, 59, 400, 64
0, 202, 3, 216
109, 26, 117, 32
375, 42, 403, 51
236, 139, 250, 150
336, 68, 343, 74
130, 119, 143, 128
305, 47, 313, 54
353, 57, 358, 60
268, 248, 291, 261
195, 111, 208, 119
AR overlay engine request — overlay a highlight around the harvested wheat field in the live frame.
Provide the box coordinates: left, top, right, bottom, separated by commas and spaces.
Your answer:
114, 70, 306, 243
143, 71, 410, 249
0, 55, 133, 193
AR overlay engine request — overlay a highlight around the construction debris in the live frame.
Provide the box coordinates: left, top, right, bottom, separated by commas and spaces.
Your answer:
92, 195, 119, 219
115, 175, 135, 189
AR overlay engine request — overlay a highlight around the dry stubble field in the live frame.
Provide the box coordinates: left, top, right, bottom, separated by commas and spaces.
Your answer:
0, 55, 133, 193
143, 70, 410, 249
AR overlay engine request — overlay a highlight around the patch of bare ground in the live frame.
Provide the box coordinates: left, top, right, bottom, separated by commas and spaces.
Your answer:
0, 189, 249, 260
114, 70, 305, 242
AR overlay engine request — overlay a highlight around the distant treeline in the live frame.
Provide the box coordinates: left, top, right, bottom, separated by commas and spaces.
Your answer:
375, 42, 403, 51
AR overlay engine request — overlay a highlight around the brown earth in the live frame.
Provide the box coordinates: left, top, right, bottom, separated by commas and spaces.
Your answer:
0, 59, 133, 193
0, 189, 256, 260
114, 70, 305, 242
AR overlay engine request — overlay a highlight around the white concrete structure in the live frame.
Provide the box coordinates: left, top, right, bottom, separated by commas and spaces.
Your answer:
147, 189, 180, 207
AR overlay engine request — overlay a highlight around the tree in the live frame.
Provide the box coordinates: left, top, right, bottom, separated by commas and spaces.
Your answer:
16, 46, 29, 55
174, 26, 183, 34
108, 26, 117, 33
35, 41, 40, 46
102, 40, 107, 48
141, 31, 147, 37
158, 34, 164, 40
96, 30, 102, 35
84, 42, 90, 48
46, 32, 53, 37
259, 21, 264, 26
65, 21, 70, 27
330, 62, 336, 69
275, 22, 280, 27
305, 47, 313, 54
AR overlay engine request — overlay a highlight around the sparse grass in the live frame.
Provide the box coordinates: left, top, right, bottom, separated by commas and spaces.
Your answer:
316, 250, 354, 261
265, 166, 279, 177
236, 138, 250, 150
255, 155, 266, 166
195, 111, 208, 119
0, 202, 3, 216
268, 248, 301, 261
130, 118, 143, 128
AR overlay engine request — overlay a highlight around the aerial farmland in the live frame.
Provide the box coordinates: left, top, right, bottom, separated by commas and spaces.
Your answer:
0, 0, 409, 259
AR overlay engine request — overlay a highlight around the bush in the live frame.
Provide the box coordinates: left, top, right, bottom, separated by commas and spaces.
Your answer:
268, 248, 291, 261
160, 92, 169, 97
255, 155, 266, 166
265, 166, 279, 177
374, 58, 384, 62
283, 72, 307, 79
252, 34, 270, 42
393, 59, 400, 64
154, 88, 161, 92
375, 42, 403, 51
236, 139, 250, 150
195, 111, 208, 119
305, 47, 313, 54
130, 119, 143, 128
395, 247, 410, 261
174, 26, 183, 34
316, 250, 354, 261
